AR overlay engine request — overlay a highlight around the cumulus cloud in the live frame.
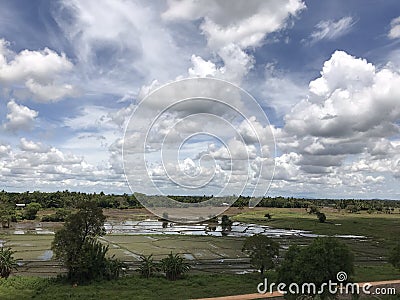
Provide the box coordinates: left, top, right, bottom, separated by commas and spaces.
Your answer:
388, 16, 400, 39
164, 0, 305, 85
19, 138, 50, 153
0, 139, 127, 193
305, 16, 356, 44
3, 100, 38, 132
0, 39, 75, 102
280, 50, 400, 178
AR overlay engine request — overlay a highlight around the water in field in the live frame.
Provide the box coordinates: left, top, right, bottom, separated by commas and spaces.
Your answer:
1, 219, 366, 239
103, 219, 366, 239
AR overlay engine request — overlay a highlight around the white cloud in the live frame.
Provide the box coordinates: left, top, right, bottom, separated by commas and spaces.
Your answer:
0, 39, 75, 102
306, 16, 356, 44
163, 0, 306, 49
3, 100, 38, 132
0, 139, 127, 193
280, 50, 400, 180
388, 16, 400, 39
53, 0, 189, 96
19, 138, 50, 153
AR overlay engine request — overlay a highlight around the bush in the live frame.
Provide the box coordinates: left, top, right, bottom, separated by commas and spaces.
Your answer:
0, 248, 18, 279
316, 212, 326, 223
41, 209, 69, 222
138, 255, 159, 278
221, 215, 233, 232
277, 237, 354, 298
160, 253, 190, 281
24, 202, 41, 220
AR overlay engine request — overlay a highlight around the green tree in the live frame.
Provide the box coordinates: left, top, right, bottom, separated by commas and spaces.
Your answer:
388, 242, 400, 270
0, 204, 15, 228
52, 201, 123, 283
278, 237, 354, 299
24, 202, 41, 220
138, 254, 159, 278
221, 215, 233, 232
242, 234, 279, 274
160, 253, 190, 281
0, 247, 18, 278
317, 212, 327, 223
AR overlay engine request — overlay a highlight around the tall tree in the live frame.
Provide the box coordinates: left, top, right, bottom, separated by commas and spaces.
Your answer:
242, 234, 279, 274
52, 201, 123, 283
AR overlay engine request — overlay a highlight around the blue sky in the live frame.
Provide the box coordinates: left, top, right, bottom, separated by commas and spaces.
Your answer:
1, 0, 400, 199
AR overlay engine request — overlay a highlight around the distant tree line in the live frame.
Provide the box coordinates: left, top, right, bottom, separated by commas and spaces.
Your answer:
0, 190, 399, 212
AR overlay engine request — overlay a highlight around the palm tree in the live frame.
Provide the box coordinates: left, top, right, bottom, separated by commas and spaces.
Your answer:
160, 253, 190, 281
0, 247, 18, 278
138, 254, 159, 278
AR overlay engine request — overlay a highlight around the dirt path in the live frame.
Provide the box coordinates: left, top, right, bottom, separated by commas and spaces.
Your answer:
193, 279, 400, 300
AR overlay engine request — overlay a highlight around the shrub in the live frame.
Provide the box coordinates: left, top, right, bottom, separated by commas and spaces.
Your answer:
160, 253, 190, 281
0, 247, 18, 278
221, 215, 233, 232
278, 237, 354, 298
316, 212, 326, 223
138, 254, 159, 278
24, 202, 41, 220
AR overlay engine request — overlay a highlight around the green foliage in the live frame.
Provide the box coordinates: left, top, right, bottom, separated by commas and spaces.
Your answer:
316, 211, 326, 223
0, 274, 263, 300
221, 215, 233, 232
308, 205, 320, 214
41, 209, 69, 222
160, 253, 190, 281
24, 202, 41, 220
0, 248, 18, 279
138, 254, 159, 278
51, 201, 123, 283
388, 242, 400, 270
0, 204, 15, 228
242, 234, 279, 274
277, 237, 354, 298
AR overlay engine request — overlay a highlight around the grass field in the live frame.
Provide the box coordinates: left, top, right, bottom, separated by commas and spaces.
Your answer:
232, 207, 400, 242
0, 274, 266, 300
1, 206, 399, 299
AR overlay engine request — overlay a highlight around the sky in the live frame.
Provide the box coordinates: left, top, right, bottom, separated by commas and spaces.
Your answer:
0, 0, 400, 199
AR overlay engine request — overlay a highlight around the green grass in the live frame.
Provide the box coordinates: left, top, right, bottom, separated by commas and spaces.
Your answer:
0, 274, 264, 300
233, 208, 400, 242
354, 264, 400, 282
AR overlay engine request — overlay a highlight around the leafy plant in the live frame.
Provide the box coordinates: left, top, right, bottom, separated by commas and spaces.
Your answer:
138, 254, 159, 278
160, 253, 190, 281
0, 247, 18, 278
52, 201, 124, 283
24, 202, 41, 220
221, 215, 233, 232
316, 212, 326, 223
277, 237, 354, 299
242, 234, 279, 274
